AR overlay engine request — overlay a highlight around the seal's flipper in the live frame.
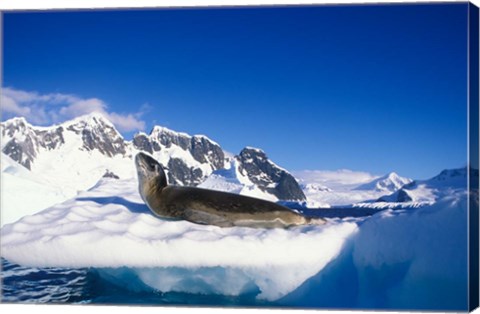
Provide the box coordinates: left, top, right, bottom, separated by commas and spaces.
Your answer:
306, 217, 327, 225
183, 209, 233, 227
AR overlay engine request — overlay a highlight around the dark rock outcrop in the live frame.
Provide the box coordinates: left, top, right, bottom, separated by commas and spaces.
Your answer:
236, 147, 306, 201
377, 189, 413, 203
103, 170, 120, 179
66, 114, 127, 157
167, 158, 204, 186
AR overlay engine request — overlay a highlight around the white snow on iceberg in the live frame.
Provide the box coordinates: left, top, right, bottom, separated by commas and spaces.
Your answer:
281, 190, 469, 310
353, 197, 468, 310
0, 178, 357, 301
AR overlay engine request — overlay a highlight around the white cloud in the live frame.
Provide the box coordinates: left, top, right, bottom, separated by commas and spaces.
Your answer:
292, 169, 378, 188
2, 88, 37, 103
59, 98, 107, 118
108, 112, 145, 132
1, 92, 32, 116
1, 87, 146, 133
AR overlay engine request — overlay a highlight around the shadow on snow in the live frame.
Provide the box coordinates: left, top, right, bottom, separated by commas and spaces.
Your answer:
77, 196, 151, 215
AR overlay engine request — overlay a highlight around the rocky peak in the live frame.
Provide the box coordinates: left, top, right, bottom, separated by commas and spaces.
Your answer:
1, 117, 65, 169
376, 167, 475, 204
355, 171, 412, 192
132, 126, 226, 186
65, 113, 127, 157
146, 127, 224, 168
376, 172, 411, 190
0, 113, 127, 169
1, 117, 29, 137
190, 135, 224, 170
236, 147, 306, 201
65, 112, 114, 130
151, 126, 191, 150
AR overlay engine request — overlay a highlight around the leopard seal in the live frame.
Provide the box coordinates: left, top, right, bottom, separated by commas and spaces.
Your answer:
135, 152, 325, 228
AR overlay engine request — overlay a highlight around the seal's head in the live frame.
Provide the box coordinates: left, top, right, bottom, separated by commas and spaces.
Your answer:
135, 152, 167, 203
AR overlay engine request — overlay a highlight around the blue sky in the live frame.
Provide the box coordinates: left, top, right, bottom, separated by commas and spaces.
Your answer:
2, 3, 469, 179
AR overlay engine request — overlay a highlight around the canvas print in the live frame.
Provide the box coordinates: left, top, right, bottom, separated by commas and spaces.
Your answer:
0, 2, 479, 312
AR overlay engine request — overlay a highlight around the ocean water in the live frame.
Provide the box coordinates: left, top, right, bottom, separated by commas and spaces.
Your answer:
0, 258, 272, 307
1, 258, 90, 304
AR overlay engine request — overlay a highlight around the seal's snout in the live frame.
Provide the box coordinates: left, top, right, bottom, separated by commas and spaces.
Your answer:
135, 152, 160, 174
135, 153, 168, 197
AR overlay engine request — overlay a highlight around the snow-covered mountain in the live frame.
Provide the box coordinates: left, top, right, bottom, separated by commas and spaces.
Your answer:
1, 114, 306, 225
377, 167, 475, 203
293, 169, 412, 206
132, 125, 226, 186
2, 113, 472, 225
1, 114, 128, 170
1, 114, 133, 195
354, 172, 412, 192
200, 148, 306, 202
235, 147, 306, 201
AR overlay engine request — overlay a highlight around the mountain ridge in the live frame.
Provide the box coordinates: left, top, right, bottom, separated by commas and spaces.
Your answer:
354, 172, 412, 192
1, 113, 305, 202
377, 167, 475, 203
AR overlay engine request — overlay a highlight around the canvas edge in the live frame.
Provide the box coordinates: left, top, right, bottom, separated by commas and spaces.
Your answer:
469, 1, 480, 312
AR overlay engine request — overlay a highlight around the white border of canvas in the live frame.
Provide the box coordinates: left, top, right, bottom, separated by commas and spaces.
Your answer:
0, 1, 478, 314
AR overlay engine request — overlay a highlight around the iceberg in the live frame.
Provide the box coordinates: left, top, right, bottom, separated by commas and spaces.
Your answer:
0, 178, 357, 301
281, 191, 469, 310
0, 176, 470, 309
